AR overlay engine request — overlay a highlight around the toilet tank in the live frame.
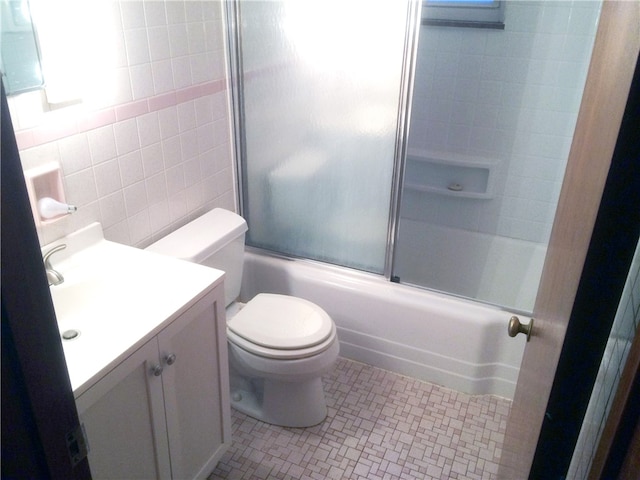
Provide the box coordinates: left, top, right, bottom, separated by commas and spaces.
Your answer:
146, 209, 248, 306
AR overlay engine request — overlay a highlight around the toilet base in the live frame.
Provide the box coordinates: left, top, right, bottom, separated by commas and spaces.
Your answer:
230, 376, 328, 428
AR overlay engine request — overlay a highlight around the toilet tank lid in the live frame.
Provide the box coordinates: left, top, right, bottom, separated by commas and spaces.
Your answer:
146, 208, 248, 263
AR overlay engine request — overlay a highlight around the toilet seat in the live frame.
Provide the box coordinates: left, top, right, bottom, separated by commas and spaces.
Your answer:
227, 294, 336, 360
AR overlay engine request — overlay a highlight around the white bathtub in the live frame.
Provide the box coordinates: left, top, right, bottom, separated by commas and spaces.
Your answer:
240, 249, 527, 399
395, 220, 547, 313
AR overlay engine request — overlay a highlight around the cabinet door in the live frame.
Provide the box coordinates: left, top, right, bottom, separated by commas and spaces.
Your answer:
75, 339, 171, 480
158, 288, 231, 479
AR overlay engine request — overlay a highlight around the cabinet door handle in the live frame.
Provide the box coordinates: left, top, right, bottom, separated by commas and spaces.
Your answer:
151, 364, 163, 377
165, 353, 177, 366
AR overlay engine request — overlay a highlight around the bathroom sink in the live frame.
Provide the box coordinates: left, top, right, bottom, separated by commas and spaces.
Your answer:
43, 223, 225, 397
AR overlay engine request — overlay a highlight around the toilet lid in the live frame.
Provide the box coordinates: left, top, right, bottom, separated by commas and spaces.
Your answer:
227, 294, 333, 350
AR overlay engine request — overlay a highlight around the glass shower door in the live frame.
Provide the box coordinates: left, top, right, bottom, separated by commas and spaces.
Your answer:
233, 0, 412, 273
393, 0, 602, 313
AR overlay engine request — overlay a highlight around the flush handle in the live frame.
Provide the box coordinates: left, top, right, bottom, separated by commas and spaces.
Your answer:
508, 316, 534, 342
165, 353, 176, 366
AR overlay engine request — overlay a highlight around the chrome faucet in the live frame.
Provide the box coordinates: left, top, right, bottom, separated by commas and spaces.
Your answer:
43, 244, 67, 286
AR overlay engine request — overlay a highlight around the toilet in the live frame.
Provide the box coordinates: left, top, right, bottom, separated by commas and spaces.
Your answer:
146, 208, 339, 428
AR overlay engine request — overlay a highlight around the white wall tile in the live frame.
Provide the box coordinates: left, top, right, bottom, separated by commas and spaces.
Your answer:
177, 101, 197, 132
183, 158, 202, 188
166, 165, 186, 196
148, 26, 171, 62
144, 2, 167, 28
114, 118, 142, 155
94, 159, 123, 197
165, 1, 186, 25
58, 134, 92, 175
212, 118, 230, 148
216, 190, 236, 212
123, 181, 148, 215
200, 151, 217, 178
168, 191, 188, 222
64, 168, 98, 207
209, 50, 226, 82
158, 106, 180, 138
191, 53, 212, 84
406, 0, 599, 244
120, 0, 146, 29
151, 59, 175, 94
202, 1, 219, 22
99, 191, 127, 229
149, 200, 172, 235
118, 150, 145, 187
540, 4, 572, 34
506, 3, 543, 33
141, 143, 164, 177
211, 91, 228, 120
205, 21, 222, 52
201, 175, 218, 203
212, 143, 231, 173
128, 209, 151, 245
137, 112, 161, 148
171, 56, 193, 89
180, 130, 199, 161
197, 124, 215, 153
568, 3, 602, 35
185, 183, 204, 212
104, 219, 131, 244
130, 63, 155, 100
195, 95, 214, 125
562, 35, 595, 62
162, 135, 182, 168
145, 172, 169, 205
185, 1, 204, 23
168, 24, 190, 57
187, 23, 206, 55
111, 67, 134, 106
88, 126, 118, 165
526, 59, 558, 86
111, 30, 129, 68
124, 28, 151, 65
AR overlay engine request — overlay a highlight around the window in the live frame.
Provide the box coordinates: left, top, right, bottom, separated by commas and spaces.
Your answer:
422, 0, 505, 29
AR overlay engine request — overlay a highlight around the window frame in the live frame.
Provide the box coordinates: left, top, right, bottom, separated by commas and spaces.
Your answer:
422, 0, 505, 30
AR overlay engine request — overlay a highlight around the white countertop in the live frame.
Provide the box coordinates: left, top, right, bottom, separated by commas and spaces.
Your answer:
44, 223, 225, 398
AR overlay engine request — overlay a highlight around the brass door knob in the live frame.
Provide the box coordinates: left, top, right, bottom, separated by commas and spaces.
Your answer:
508, 316, 533, 342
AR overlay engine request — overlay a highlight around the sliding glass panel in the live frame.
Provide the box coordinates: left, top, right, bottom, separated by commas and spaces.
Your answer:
393, 0, 602, 313
236, 0, 410, 273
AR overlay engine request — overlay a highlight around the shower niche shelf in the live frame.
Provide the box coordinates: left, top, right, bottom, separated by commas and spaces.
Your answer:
404, 149, 496, 199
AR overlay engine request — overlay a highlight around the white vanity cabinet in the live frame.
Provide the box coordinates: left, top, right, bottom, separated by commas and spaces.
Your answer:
74, 287, 231, 480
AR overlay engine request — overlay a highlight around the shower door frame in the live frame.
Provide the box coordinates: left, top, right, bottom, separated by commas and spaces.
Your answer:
224, 0, 421, 279
224, 0, 246, 216
384, 0, 422, 280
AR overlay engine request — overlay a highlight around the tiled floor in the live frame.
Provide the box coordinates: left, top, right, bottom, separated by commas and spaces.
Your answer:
209, 357, 511, 480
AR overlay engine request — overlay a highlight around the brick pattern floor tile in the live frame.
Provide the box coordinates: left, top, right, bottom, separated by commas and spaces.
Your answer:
209, 357, 510, 480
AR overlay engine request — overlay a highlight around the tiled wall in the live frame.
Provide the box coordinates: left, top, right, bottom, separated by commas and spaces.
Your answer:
567, 238, 640, 479
8, 0, 236, 248
8, 0, 601, 251
405, 0, 601, 243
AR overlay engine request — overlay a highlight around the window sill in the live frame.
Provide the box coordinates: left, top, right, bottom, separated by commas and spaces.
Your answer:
421, 18, 505, 29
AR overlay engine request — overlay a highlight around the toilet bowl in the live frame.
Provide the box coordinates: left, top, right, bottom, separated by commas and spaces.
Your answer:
226, 293, 338, 427
146, 208, 339, 428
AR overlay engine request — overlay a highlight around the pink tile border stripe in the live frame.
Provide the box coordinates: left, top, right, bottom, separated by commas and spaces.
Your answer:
15, 79, 227, 151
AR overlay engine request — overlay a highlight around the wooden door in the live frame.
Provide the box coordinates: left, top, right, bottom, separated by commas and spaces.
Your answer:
1, 85, 91, 479
497, 2, 640, 478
